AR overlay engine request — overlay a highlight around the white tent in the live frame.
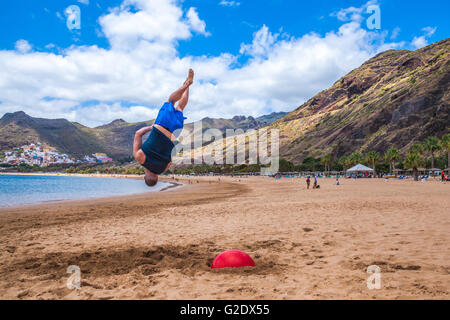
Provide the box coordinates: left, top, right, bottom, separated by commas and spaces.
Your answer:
347, 164, 374, 172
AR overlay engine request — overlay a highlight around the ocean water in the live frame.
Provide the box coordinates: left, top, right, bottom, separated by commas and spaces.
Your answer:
0, 174, 170, 207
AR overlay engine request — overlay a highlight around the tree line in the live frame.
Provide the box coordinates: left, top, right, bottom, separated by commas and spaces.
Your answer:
322, 134, 449, 181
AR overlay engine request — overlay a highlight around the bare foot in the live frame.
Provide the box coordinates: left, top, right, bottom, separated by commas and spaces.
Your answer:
184, 68, 194, 86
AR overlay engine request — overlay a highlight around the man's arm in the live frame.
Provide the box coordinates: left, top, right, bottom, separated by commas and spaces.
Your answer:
133, 125, 153, 164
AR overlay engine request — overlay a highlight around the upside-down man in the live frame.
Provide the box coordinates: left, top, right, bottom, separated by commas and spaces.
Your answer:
133, 69, 194, 186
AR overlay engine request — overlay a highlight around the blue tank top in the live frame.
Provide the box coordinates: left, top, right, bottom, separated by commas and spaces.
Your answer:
140, 127, 174, 174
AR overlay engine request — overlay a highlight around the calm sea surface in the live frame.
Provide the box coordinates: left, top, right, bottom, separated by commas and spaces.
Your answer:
0, 174, 169, 207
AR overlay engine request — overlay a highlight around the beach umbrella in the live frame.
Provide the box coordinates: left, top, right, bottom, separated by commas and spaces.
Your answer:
211, 250, 255, 269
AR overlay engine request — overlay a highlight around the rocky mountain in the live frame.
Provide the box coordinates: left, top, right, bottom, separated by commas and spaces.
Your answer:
183, 112, 287, 133
256, 112, 289, 125
272, 38, 449, 162
0, 111, 286, 159
0, 111, 109, 157
2, 38, 448, 163
179, 113, 288, 148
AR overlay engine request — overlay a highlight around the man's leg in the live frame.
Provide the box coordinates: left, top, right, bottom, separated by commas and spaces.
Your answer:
168, 69, 194, 104
176, 86, 189, 112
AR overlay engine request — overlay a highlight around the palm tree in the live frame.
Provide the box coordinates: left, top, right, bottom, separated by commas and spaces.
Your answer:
349, 152, 363, 166
384, 148, 400, 172
338, 155, 348, 171
321, 154, 332, 173
439, 133, 450, 170
409, 143, 423, 155
404, 144, 425, 181
365, 151, 380, 176
345, 156, 353, 171
422, 136, 441, 169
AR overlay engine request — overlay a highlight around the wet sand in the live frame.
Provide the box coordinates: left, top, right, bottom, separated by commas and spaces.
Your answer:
0, 177, 448, 299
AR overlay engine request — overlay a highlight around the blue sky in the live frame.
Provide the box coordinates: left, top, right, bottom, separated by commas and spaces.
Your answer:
0, 0, 448, 126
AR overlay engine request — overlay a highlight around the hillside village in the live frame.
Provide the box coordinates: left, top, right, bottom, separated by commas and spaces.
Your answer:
0, 142, 112, 167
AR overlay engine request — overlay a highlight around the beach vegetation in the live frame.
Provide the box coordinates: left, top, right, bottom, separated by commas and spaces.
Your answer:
299, 157, 323, 172
422, 136, 441, 169
348, 152, 363, 165
404, 145, 425, 181
440, 133, 450, 169
384, 147, 401, 172
338, 155, 349, 171
365, 151, 380, 175
321, 154, 332, 173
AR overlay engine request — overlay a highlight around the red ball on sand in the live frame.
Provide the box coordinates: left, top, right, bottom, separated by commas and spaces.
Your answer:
211, 250, 255, 269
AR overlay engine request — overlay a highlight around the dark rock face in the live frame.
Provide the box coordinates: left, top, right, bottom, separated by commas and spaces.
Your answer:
391, 97, 427, 124
344, 76, 376, 98
0, 111, 28, 123
232, 115, 246, 122
399, 57, 424, 71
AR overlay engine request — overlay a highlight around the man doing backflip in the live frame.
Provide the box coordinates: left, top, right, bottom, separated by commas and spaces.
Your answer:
133, 69, 194, 186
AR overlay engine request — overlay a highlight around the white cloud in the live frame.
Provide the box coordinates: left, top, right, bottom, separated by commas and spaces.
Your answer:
98, 0, 197, 49
0, 0, 410, 127
186, 7, 210, 36
56, 11, 64, 21
239, 25, 278, 58
219, 1, 240, 7
14, 40, 32, 53
390, 27, 400, 40
411, 36, 427, 49
333, 6, 364, 23
422, 26, 436, 37
70, 103, 158, 126
331, 0, 378, 23
77, 0, 90, 5
411, 26, 436, 49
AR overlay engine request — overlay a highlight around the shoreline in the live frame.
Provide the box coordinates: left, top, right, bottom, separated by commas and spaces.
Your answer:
0, 171, 145, 179
0, 173, 184, 210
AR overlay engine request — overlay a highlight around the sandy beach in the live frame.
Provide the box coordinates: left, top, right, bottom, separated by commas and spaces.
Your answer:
0, 176, 448, 299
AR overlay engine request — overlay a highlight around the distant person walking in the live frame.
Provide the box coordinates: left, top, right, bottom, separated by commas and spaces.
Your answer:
306, 176, 311, 189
